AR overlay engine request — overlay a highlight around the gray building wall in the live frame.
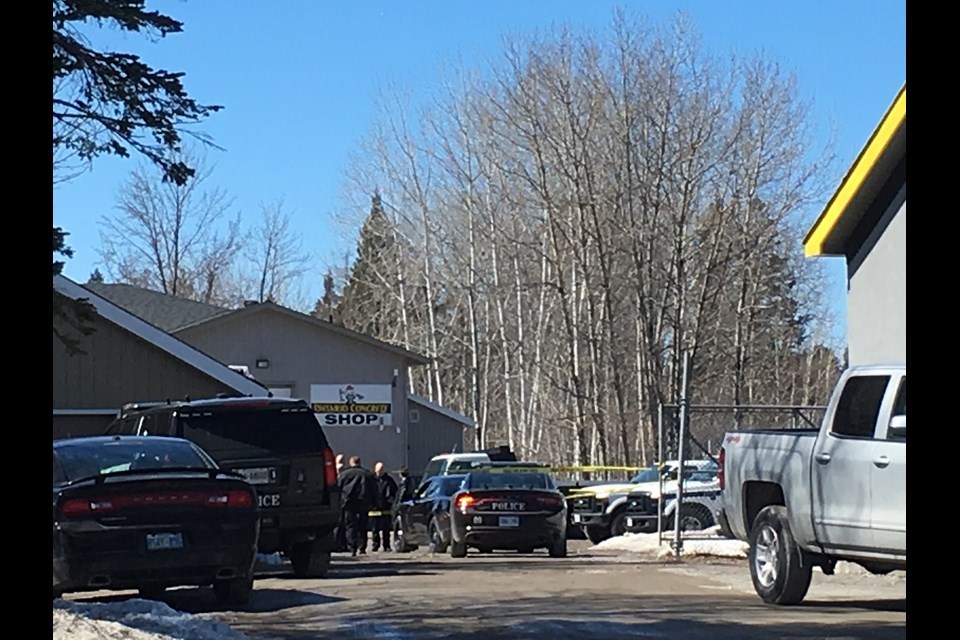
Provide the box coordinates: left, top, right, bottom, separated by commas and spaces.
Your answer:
406, 401, 468, 478
53, 316, 237, 438
847, 197, 906, 366
176, 307, 418, 473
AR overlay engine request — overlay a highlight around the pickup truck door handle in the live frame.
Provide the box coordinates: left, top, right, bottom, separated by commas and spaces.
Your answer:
815, 453, 831, 464
874, 456, 890, 468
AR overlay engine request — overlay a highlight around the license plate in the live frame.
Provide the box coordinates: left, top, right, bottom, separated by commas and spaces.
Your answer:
572, 513, 582, 523
146, 532, 183, 551
237, 467, 275, 485
626, 517, 635, 527
499, 516, 520, 527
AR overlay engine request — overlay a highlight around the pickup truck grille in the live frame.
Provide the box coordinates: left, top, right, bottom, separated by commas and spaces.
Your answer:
570, 496, 599, 513
625, 492, 655, 515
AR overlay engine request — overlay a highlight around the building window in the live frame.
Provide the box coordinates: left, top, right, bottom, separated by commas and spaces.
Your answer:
409, 409, 420, 424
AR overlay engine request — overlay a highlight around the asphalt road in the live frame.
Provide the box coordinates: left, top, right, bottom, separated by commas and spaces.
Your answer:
69, 541, 907, 640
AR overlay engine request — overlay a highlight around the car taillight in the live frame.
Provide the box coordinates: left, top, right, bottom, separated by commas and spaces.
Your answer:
456, 494, 475, 512
206, 490, 254, 508
718, 447, 725, 491
60, 497, 113, 517
323, 446, 337, 486
58, 490, 254, 517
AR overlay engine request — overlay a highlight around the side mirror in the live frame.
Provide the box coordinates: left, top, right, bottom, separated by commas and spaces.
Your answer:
888, 414, 906, 439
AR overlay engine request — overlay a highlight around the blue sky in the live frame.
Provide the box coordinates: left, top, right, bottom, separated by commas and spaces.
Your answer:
53, 0, 905, 345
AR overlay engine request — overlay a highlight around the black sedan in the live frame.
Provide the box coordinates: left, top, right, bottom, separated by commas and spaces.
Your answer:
53, 436, 260, 606
448, 467, 567, 558
392, 474, 467, 553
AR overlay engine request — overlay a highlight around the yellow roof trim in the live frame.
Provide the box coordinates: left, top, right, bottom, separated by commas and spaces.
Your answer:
804, 86, 906, 257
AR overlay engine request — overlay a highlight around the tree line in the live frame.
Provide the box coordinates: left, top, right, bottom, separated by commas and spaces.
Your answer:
329, 13, 845, 466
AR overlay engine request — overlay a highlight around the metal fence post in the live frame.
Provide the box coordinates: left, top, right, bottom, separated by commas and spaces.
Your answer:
657, 402, 663, 542
672, 350, 691, 557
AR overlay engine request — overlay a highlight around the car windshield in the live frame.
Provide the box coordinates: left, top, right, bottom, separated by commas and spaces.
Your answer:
179, 407, 327, 456
54, 439, 213, 482
685, 469, 718, 483
467, 472, 553, 490
629, 466, 662, 483
438, 475, 467, 496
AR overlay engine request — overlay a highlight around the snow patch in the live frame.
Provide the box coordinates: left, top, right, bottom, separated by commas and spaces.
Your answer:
593, 531, 749, 559
53, 598, 250, 640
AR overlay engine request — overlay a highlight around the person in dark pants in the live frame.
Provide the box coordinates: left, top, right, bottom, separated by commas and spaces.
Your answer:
370, 461, 398, 552
337, 455, 377, 556
334, 453, 348, 552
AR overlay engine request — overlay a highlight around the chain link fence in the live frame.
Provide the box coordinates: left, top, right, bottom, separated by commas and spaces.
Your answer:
650, 401, 826, 552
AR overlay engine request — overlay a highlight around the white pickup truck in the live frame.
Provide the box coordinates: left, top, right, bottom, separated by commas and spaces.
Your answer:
719, 364, 906, 605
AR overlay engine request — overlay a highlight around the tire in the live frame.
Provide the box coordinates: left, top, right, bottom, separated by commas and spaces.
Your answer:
585, 524, 611, 545
748, 505, 813, 605
678, 504, 715, 531
428, 519, 448, 554
610, 511, 629, 537
213, 571, 253, 608
450, 538, 467, 558
548, 537, 567, 558
290, 540, 332, 578
392, 516, 416, 553
138, 586, 166, 600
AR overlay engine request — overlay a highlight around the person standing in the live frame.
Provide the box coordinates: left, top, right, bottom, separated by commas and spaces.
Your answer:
370, 462, 398, 552
337, 455, 377, 556
393, 466, 415, 514
334, 453, 348, 552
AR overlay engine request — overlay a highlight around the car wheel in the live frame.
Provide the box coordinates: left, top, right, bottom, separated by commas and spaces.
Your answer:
679, 504, 715, 531
213, 570, 253, 608
428, 519, 448, 554
610, 511, 629, 537
290, 540, 332, 578
450, 538, 467, 558
392, 516, 416, 552
748, 505, 812, 605
548, 537, 567, 558
585, 524, 610, 545
138, 586, 166, 600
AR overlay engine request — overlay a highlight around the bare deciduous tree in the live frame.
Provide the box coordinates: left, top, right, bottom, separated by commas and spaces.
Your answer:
332, 11, 843, 466
97, 149, 244, 306
246, 197, 313, 306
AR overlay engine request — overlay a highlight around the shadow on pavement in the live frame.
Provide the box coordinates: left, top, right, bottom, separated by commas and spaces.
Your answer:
68, 586, 346, 615
228, 592, 906, 640
801, 598, 907, 613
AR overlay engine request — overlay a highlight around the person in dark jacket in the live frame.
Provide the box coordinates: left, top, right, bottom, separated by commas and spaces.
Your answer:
337, 455, 377, 556
370, 461, 398, 552
393, 466, 415, 514
334, 453, 348, 552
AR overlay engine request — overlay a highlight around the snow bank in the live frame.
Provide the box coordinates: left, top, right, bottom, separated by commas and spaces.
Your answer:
53, 598, 250, 640
592, 529, 749, 559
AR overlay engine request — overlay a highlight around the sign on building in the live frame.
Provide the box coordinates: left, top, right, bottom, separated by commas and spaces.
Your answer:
310, 384, 393, 426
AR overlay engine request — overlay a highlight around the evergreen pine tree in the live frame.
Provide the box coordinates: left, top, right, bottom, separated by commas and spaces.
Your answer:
338, 191, 406, 340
